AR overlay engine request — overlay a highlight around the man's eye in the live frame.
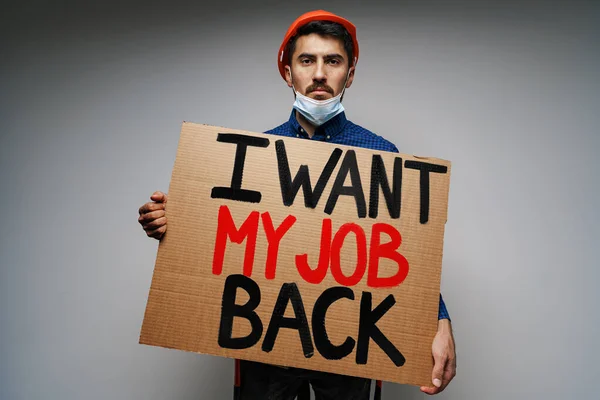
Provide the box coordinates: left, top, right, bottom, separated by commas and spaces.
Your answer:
301, 59, 312, 64
328, 59, 340, 65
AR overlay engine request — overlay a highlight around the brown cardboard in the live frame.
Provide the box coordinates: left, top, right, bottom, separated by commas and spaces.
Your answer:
140, 122, 451, 387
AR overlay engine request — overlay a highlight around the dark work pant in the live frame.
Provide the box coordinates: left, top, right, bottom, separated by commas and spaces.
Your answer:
239, 360, 372, 400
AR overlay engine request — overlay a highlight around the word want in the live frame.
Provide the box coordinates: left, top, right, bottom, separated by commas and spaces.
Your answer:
212, 205, 409, 288
211, 133, 447, 223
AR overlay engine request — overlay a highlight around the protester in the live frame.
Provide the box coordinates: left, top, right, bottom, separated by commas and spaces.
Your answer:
138, 10, 456, 399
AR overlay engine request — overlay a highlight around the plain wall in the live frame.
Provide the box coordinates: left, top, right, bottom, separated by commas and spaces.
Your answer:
1, 1, 599, 399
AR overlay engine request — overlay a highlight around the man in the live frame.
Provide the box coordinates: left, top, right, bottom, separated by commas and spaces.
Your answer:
138, 10, 456, 399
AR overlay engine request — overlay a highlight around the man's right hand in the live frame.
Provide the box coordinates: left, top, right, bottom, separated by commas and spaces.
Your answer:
138, 191, 168, 240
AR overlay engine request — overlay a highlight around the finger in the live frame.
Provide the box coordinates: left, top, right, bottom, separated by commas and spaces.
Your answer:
138, 201, 166, 215
420, 386, 440, 395
430, 357, 455, 394
151, 191, 168, 203
142, 216, 167, 231
138, 210, 166, 224
145, 225, 166, 239
431, 354, 446, 389
422, 353, 446, 396
440, 358, 456, 391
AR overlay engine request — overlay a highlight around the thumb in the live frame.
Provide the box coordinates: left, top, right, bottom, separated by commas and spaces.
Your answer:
151, 191, 168, 203
431, 355, 445, 388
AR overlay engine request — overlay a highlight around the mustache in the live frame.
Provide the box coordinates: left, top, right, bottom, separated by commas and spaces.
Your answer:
306, 83, 334, 95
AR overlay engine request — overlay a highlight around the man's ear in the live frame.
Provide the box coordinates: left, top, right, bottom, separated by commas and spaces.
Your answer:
285, 66, 293, 88
345, 66, 356, 89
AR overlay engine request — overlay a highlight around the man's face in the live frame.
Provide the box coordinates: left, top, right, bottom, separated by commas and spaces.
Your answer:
285, 33, 355, 100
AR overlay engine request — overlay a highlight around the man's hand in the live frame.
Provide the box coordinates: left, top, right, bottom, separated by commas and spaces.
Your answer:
420, 319, 456, 395
138, 191, 168, 240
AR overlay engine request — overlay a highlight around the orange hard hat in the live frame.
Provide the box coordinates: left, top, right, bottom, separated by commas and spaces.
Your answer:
277, 10, 359, 81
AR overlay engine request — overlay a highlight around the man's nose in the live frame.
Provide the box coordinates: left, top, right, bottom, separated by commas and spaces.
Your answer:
313, 60, 326, 81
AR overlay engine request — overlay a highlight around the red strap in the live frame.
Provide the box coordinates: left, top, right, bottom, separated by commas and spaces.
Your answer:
374, 380, 382, 400
234, 359, 241, 387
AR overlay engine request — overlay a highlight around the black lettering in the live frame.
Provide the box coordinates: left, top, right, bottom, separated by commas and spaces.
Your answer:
276, 140, 342, 208
356, 292, 405, 367
369, 155, 402, 219
312, 287, 356, 360
218, 274, 263, 349
404, 160, 447, 224
262, 283, 314, 358
324, 150, 367, 218
211, 133, 270, 203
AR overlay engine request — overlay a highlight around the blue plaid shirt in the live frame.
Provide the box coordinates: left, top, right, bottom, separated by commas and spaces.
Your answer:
266, 110, 450, 320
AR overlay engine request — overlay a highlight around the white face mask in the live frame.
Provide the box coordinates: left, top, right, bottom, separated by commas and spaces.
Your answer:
292, 90, 345, 126
291, 71, 350, 127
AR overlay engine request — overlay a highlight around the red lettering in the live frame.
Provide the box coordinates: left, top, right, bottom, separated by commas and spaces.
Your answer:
213, 206, 409, 288
261, 212, 297, 280
367, 223, 409, 288
295, 218, 332, 284
330, 223, 367, 286
212, 205, 260, 277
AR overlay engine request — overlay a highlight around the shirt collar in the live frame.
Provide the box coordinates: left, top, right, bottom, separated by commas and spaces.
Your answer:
288, 110, 348, 139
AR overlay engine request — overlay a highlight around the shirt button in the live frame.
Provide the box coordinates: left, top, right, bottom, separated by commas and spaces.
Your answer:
300, 128, 304, 133
296, 134, 300, 137
326, 135, 331, 140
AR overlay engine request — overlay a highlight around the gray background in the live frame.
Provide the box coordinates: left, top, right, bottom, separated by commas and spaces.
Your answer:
1, 0, 599, 399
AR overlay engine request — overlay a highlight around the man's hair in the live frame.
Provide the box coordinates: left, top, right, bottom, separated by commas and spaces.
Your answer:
287, 20, 354, 67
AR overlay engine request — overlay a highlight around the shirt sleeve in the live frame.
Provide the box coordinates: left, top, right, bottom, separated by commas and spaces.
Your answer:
438, 294, 450, 320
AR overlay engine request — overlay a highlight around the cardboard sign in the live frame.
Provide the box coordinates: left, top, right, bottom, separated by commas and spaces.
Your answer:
140, 122, 451, 386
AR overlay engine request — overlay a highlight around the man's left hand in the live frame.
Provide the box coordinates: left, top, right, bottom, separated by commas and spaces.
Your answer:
420, 319, 456, 395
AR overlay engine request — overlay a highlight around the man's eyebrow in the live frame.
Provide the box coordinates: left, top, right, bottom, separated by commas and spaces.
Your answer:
296, 52, 345, 60
297, 52, 316, 59
324, 53, 344, 59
